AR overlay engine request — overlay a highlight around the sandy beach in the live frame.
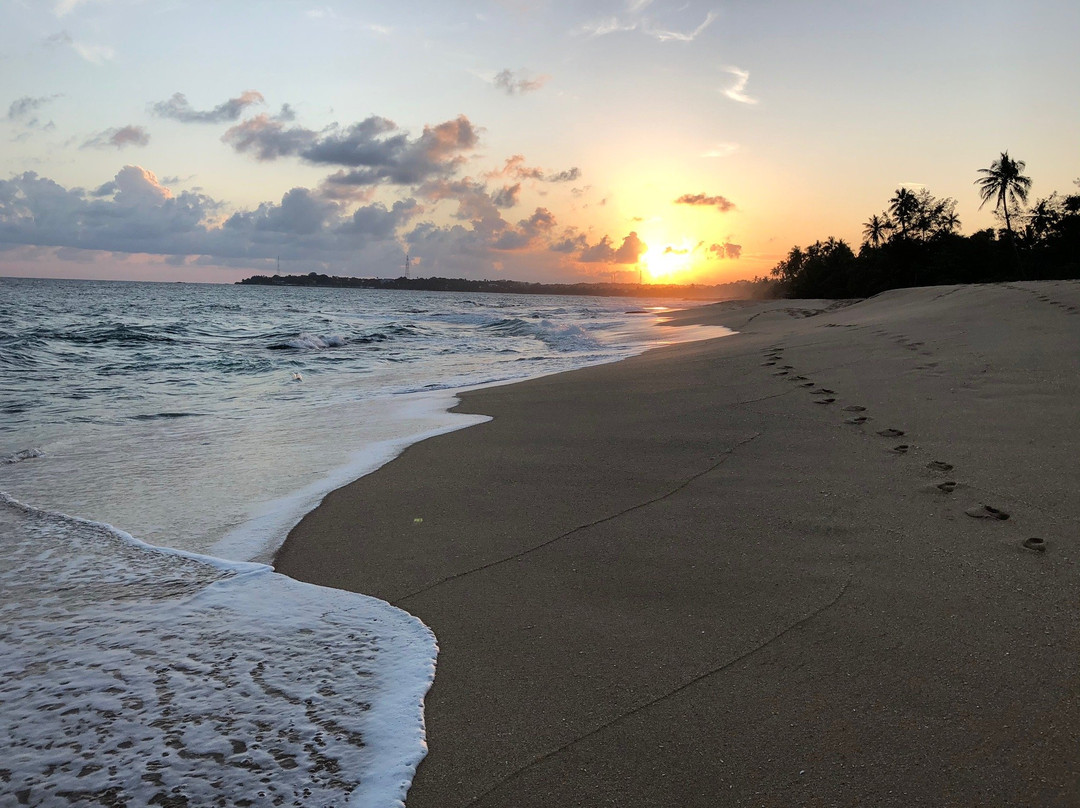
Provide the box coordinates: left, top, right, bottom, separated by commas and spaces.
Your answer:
275, 281, 1080, 807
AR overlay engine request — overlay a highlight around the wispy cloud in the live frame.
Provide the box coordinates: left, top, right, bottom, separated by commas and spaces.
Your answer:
648, 11, 718, 42
53, 0, 94, 17
701, 142, 738, 158
43, 29, 114, 64
675, 192, 736, 212
721, 66, 757, 105
7, 95, 60, 129
486, 155, 580, 183
305, 7, 390, 35
576, 3, 717, 42
82, 125, 150, 150
493, 68, 549, 96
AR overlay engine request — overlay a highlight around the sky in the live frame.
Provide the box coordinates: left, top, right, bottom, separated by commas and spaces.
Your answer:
1, 0, 1077, 285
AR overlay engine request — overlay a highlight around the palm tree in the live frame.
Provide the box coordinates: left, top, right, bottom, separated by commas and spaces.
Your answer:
975, 151, 1031, 242
888, 188, 919, 239
940, 209, 961, 235
1025, 196, 1059, 244
862, 213, 892, 248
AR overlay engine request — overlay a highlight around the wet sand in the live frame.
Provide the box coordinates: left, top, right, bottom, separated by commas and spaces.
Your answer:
275, 281, 1080, 807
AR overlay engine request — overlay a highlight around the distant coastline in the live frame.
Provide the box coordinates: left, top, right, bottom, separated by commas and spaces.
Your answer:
235, 272, 772, 300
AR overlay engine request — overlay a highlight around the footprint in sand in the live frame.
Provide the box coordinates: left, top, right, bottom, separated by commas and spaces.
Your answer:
814, 398, 836, 404
762, 361, 777, 366
1021, 537, 1046, 553
811, 388, 835, 395
877, 428, 905, 438
844, 416, 868, 424
788, 375, 808, 381
801, 382, 815, 388
937, 481, 958, 493
773, 370, 789, 376
780, 365, 794, 369
965, 504, 1010, 520
890, 444, 910, 454
926, 460, 954, 473
842, 405, 866, 412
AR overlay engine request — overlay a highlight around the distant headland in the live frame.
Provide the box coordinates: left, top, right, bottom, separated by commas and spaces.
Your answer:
236, 272, 772, 301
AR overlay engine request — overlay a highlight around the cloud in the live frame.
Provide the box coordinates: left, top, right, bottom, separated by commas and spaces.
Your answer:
721, 66, 757, 105
224, 187, 338, 236
220, 114, 319, 161
579, 230, 646, 264
73, 41, 114, 64
42, 29, 113, 64
340, 198, 422, 238
224, 113, 480, 186
82, 125, 150, 149
487, 155, 580, 184
648, 11, 718, 42
491, 184, 521, 208
43, 30, 73, 47
53, 0, 95, 17
493, 207, 557, 250
0, 165, 675, 282
153, 91, 265, 123
8, 96, 56, 122
578, 235, 615, 263
675, 192, 736, 212
701, 142, 738, 158
546, 166, 581, 183
576, 5, 717, 42
708, 239, 742, 259
418, 178, 502, 231
0, 167, 430, 275
493, 69, 549, 95
613, 231, 646, 263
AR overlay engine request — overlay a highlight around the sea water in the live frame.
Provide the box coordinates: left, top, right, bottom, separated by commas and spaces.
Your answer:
0, 277, 728, 806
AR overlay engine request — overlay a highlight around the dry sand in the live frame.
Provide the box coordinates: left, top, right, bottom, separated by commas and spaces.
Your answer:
275, 280, 1080, 807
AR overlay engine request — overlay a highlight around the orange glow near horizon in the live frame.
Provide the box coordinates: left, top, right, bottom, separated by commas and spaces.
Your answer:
639, 245, 689, 283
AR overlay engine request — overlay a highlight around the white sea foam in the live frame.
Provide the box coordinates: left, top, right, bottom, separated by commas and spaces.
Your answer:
211, 392, 490, 564
3, 447, 44, 464
0, 492, 436, 808
277, 333, 349, 349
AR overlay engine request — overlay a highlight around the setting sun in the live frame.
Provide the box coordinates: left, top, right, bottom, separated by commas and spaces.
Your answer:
640, 241, 696, 283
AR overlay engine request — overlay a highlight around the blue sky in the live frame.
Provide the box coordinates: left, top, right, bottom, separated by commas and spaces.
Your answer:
2, 0, 1077, 283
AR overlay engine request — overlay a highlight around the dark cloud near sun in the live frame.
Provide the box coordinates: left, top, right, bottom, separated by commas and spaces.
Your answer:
223, 113, 479, 187
709, 239, 742, 259
82, 124, 150, 150
578, 231, 646, 264
675, 192, 736, 212
152, 90, 265, 124
493, 69, 549, 95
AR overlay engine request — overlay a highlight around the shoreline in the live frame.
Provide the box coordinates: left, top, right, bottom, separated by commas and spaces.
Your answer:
275, 281, 1080, 807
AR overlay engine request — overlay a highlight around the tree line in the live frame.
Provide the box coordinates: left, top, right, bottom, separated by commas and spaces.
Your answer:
764, 152, 1080, 299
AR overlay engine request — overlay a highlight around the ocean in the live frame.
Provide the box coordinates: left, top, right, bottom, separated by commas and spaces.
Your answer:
0, 277, 728, 807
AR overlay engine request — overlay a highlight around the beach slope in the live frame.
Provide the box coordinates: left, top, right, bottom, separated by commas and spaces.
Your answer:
276, 280, 1080, 807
